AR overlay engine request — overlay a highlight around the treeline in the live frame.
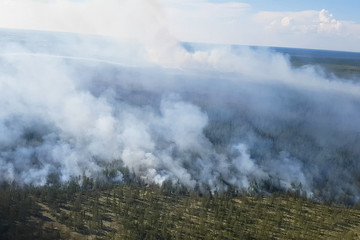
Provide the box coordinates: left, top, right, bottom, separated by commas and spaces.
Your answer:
1, 171, 360, 240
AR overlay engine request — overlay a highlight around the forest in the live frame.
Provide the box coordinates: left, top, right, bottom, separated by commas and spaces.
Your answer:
1, 29, 360, 239
1, 172, 360, 240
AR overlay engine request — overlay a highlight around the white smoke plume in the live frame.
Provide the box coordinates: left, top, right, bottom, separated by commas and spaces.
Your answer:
0, 1, 359, 201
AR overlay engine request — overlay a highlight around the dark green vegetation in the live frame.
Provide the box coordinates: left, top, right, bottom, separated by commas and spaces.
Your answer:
2, 177, 360, 240
2, 31, 360, 239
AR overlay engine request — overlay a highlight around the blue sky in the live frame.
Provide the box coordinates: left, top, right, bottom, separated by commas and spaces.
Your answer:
210, 0, 360, 22
0, 0, 359, 52
161, 0, 360, 52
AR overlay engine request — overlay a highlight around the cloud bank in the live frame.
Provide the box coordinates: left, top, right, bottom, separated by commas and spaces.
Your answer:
162, 1, 360, 52
1, 0, 360, 52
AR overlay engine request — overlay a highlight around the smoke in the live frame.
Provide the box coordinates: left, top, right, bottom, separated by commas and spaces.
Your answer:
0, 1, 360, 202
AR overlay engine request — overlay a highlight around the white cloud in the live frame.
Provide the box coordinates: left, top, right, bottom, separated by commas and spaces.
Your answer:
0, 0, 359, 51
256, 9, 343, 34
281, 17, 292, 27
253, 9, 360, 51
164, 3, 360, 52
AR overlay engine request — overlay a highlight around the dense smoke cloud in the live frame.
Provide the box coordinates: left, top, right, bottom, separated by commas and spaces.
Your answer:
0, 1, 360, 202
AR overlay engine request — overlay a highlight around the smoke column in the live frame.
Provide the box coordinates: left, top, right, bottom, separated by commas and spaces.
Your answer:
0, 1, 360, 202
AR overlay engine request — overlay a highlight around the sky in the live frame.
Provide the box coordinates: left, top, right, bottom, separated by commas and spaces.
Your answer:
0, 0, 359, 52
161, 0, 360, 51
223, 0, 360, 22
